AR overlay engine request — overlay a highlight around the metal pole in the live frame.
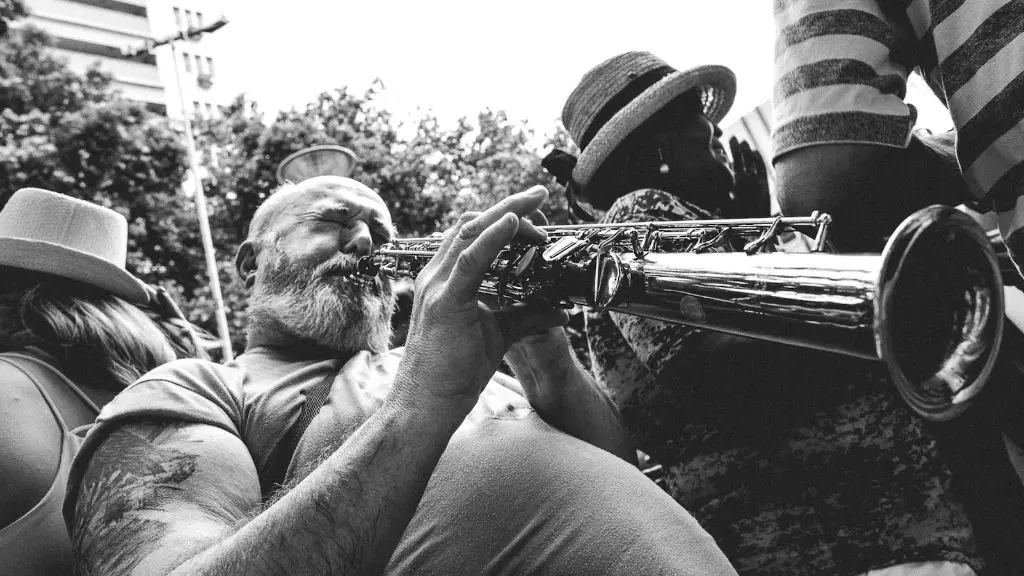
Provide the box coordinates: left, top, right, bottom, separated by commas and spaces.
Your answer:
169, 42, 234, 361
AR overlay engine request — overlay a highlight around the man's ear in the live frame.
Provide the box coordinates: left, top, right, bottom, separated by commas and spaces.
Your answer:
235, 240, 258, 290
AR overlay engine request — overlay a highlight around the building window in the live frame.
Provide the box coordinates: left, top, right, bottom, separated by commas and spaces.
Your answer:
205, 103, 214, 118
185, 9, 194, 28
196, 11, 204, 27
193, 101, 202, 118
206, 57, 214, 75
195, 54, 203, 73
145, 102, 168, 116
173, 7, 182, 29
182, 51, 192, 72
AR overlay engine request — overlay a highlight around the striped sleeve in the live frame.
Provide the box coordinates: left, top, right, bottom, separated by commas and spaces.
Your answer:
771, 0, 916, 159
929, 0, 1024, 212
900, 0, 1024, 276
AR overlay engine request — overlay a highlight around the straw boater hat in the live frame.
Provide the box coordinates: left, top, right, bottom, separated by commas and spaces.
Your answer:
0, 188, 150, 304
544, 52, 736, 213
276, 145, 359, 185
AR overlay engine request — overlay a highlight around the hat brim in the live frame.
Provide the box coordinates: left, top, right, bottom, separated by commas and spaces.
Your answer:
0, 237, 150, 304
573, 65, 737, 190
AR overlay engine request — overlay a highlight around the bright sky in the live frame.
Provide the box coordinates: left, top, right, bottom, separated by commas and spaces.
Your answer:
209, 0, 954, 137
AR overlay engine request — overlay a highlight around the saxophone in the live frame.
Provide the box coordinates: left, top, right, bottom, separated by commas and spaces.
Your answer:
358, 205, 1004, 422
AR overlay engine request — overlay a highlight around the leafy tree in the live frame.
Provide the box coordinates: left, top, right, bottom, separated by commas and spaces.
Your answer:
0, 0, 26, 38
440, 109, 570, 226
197, 84, 576, 245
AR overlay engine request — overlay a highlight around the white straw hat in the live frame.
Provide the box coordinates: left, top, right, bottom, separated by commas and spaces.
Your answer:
559, 52, 736, 192
0, 188, 149, 304
276, 145, 359, 185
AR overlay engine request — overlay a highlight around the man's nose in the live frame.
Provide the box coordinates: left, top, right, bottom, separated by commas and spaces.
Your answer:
342, 222, 374, 256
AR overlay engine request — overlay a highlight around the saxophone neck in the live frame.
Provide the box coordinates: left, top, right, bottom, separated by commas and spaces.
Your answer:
357, 254, 382, 277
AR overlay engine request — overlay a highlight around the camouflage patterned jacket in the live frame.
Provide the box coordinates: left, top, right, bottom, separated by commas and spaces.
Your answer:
585, 188, 981, 576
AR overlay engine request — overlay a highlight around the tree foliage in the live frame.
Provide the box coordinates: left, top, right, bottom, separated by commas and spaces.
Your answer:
2, 9, 586, 360
0, 0, 26, 37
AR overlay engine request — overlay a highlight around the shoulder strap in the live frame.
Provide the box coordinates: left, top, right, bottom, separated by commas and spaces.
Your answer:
0, 352, 100, 431
261, 370, 337, 497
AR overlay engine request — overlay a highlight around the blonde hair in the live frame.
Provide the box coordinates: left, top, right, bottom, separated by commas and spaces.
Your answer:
0, 269, 184, 391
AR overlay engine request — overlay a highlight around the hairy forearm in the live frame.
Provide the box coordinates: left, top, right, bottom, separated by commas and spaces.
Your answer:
506, 335, 636, 465
170, 398, 465, 576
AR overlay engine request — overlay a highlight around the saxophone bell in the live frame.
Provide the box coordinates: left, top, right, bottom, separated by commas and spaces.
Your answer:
874, 206, 1003, 421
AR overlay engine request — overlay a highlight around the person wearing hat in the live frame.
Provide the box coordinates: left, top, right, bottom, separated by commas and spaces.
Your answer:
547, 52, 988, 576
0, 188, 207, 576
542, 52, 768, 422
543, 52, 766, 223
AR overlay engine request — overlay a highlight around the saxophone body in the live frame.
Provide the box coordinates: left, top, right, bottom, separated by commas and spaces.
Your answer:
359, 205, 1004, 422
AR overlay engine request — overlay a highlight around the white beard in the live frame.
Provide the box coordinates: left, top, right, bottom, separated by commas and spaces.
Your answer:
249, 251, 394, 354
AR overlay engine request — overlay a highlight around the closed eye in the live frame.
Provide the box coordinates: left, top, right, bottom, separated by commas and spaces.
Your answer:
370, 218, 394, 244
318, 207, 351, 223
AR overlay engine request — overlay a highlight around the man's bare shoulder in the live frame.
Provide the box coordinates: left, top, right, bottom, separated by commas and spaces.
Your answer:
72, 419, 261, 576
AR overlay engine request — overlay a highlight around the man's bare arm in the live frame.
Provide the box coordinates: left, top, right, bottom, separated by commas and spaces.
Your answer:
775, 138, 972, 252
505, 328, 637, 465
71, 393, 470, 576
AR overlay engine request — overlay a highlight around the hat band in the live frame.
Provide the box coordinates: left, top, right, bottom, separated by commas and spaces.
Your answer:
578, 65, 674, 151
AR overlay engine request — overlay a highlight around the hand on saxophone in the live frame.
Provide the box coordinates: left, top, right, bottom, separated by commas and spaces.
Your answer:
394, 185, 569, 414
498, 207, 576, 397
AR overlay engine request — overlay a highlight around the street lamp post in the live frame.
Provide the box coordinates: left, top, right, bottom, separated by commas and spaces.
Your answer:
124, 17, 234, 360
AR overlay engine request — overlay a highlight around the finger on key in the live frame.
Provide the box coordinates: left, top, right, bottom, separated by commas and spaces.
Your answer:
440, 186, 548, 273
449, 213, 523, 302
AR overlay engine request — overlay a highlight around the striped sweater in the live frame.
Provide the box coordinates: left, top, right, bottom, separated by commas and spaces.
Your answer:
772, 0, 1024, 258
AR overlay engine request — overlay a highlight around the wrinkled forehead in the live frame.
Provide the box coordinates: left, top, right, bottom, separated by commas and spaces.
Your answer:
285, 177, 391, 222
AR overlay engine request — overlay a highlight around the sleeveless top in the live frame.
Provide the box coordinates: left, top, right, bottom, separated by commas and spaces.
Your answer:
0, 351, 99, 576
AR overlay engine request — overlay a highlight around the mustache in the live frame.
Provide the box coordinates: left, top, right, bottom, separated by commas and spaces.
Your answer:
315, 254, 360, 279
313, 254, 390, 295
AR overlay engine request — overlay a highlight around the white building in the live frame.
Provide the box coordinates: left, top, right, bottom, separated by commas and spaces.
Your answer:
146, 0, 228, 121
19, 0, 230, 120
20, 0, 165, 111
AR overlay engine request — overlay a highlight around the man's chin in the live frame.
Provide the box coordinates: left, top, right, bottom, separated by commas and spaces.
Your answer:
313, 298, 394, 354
253, 290, 393, 355
310, 319, 393, 355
